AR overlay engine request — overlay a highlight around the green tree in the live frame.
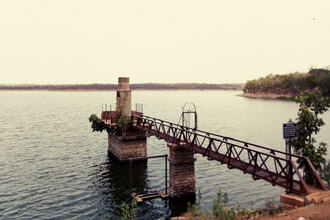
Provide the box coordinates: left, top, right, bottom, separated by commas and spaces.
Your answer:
291, 88, 330, 184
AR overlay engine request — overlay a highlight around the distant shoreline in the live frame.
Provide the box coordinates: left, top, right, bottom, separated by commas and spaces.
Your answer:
237, 92, 295, 100
0, 88, 242, 92
0, 83, 244, 92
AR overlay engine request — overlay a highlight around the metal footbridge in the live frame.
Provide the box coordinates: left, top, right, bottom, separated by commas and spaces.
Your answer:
130, 114, 327, 195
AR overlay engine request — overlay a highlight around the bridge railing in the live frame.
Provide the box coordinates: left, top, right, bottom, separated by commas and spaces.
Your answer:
138, 115, 301, 158
101, 110, 118, 125
131, 115, 327, 194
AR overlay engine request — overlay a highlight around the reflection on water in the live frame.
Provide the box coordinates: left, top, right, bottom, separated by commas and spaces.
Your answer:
169, 196, 196, 217
91, 154, 170, 219
91, 153, 148, 219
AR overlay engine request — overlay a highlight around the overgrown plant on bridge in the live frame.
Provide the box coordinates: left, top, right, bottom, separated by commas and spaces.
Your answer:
89, 114, 108, 132
114, 108, 132, 129
119, 116, 131, 129
291, 87, 330, 185
89, 113, 131, 135
89, 114, 118, 134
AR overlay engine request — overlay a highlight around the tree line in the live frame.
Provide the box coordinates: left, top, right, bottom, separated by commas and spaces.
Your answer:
0, 83, 243, 91
243, 68, 330, 96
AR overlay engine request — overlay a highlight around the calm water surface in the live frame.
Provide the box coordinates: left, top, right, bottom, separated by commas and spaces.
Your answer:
1, 91, 329, 219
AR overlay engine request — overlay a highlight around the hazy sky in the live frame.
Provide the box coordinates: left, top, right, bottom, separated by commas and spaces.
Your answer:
1, 1, 329, 84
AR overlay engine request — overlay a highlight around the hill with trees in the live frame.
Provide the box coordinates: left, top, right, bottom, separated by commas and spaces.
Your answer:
242, 68, 330, 98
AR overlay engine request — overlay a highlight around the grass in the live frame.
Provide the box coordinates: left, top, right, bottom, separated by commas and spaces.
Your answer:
182, 188, 282, 220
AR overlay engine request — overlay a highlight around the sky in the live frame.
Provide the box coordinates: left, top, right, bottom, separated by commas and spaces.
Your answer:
0, 1, 329, 84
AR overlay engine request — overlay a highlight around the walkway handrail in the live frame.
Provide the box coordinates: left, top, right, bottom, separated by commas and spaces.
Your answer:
291, 160, 310, 194
304, 157, 327, 190
140, 115, 304, 160
134, 115, 290, 160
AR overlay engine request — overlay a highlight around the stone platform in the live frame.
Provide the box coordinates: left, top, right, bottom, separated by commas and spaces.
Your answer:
281, 190, 330, 209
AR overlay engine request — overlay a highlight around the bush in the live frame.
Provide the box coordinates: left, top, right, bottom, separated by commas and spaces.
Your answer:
212, 188, 236, 220
89, 114, 107, 132
121, 199, 137, 220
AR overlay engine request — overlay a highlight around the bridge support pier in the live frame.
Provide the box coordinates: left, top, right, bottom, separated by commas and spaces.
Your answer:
168, 143, 196, 198
108, 132, 147, 161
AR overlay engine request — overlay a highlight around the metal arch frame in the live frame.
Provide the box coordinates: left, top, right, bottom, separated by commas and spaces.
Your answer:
181, 102, 198, 130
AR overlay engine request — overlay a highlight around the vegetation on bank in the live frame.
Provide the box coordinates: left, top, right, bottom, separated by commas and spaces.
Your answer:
184, 191, 330, 220
243, 68, 330, 96
290, 88, 330, 187
182, 188, 281, 220
120, 188, 282, 220
0, 83, 243, 91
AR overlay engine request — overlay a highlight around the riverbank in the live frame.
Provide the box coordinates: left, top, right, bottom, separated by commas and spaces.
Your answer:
174, 195, 330, 220
255, 200, 330, 220
237, 93, 295, 100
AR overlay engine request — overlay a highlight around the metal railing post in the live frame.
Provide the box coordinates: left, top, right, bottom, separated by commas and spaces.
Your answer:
289, 160, 293, 192
165, 154, 168, 194
129, 160, 133, 194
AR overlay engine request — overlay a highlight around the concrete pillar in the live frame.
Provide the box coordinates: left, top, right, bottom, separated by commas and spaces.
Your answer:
108, 133, 147, 161
168, 143, 196, 198
116, 77, 131, 118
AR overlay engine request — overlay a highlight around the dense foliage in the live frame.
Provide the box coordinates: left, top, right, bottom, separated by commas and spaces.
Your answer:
290, 88, 330, 185
243, 68, 330, 96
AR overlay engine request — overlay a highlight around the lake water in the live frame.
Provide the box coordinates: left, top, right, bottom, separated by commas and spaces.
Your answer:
1, 90, 329, 219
